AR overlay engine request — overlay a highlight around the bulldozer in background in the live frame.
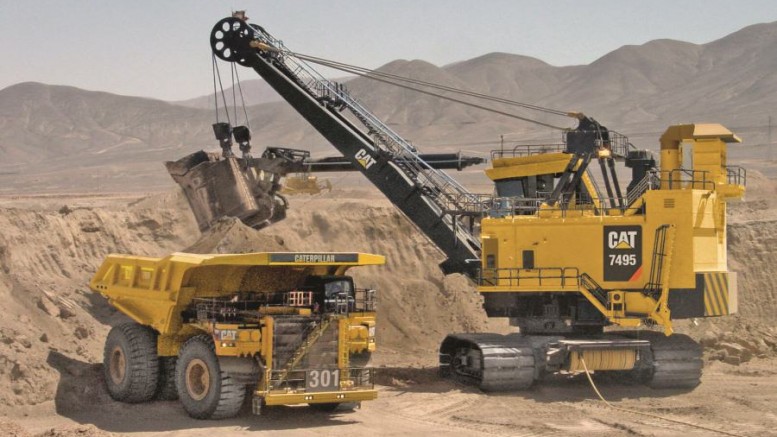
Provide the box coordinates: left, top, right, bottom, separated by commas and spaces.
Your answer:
280, 174, 332, 196
90, 251, 382, 419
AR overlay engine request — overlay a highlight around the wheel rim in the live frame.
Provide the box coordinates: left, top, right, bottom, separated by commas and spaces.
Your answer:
108, 345, 126, 385
185, 358, 211, 401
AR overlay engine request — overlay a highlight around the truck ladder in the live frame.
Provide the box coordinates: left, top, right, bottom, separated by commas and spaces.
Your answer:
211, 18, 481, 275
275, 316, 333, 384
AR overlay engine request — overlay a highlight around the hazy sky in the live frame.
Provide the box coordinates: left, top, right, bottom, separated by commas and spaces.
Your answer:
3, 0, 777, 101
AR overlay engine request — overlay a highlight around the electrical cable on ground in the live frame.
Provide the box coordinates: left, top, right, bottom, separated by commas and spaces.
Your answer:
579, 357, 744, 437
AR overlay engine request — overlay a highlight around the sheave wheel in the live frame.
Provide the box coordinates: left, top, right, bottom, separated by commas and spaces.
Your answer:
103, 323, 159, 403
175, 335, 245, 420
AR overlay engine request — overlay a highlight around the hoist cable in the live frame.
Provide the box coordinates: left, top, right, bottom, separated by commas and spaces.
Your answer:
298, 56, 568, 130
212, 54, 232, 124
231, 63, 238, 124
234, 66, 251, 129
293, 51, 571, 118
211, 55, 219, 123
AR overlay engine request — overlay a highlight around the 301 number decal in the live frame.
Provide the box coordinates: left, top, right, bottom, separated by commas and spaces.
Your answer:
609, 254, 637, 266
307, 369, 340, 391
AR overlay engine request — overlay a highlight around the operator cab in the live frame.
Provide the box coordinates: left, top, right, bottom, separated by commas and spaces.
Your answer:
303, 275, 357, 313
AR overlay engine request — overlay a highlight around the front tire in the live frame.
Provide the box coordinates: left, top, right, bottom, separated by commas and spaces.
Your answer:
103, 323, 159, 403
176, 335, 245, 419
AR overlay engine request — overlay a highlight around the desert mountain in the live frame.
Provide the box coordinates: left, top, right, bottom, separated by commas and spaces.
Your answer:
173, 78, 286, 109
174, 76, 354, 109
2, 21, 777, 193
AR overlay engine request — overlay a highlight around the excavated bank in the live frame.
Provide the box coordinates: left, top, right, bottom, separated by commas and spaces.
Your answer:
0, 182, 776, 415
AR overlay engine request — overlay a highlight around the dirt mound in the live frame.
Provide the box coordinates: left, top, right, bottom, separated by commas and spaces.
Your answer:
184, 196, 493, 358
0, 419, 116, 437
0, 190, 490, 409
0, 191, 199, 409
268, 198, 493, 357
699, 323, 777, 365
0, 418, 32, 437
2, 183, 776, 412
184, 217, 286, 254
679, 177, 777, 364
727, 219, 777, 322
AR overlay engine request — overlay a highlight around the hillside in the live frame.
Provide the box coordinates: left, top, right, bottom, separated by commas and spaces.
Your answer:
173, 78, 285, 109
3, 21, 777, 193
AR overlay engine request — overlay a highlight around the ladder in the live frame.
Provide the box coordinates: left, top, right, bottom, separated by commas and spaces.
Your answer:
579, 273, 609, 308
274, 317, 333, 384
215, 19, 481, 275
626, 172, 659, 207
644, 224, 676, 299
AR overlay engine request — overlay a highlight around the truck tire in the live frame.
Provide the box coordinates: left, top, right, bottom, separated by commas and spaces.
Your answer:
176, 335, 245, 419
103, 323, 159, 403
155, 356, 179, 401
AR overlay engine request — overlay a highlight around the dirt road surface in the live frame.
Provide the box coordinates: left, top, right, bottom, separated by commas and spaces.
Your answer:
1, 191, 776, 437
5, 358, 777, 437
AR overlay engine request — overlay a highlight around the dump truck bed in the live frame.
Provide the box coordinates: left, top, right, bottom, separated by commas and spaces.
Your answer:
90, 251, 385, 334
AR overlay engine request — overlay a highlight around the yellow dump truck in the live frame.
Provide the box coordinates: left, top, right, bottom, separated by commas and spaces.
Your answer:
90, 251, 383, 419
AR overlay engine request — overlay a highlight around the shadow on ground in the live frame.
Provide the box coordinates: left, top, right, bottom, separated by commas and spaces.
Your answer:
376, 366, 698, 402
46, 351, 358, 433
46, 352, 700, 433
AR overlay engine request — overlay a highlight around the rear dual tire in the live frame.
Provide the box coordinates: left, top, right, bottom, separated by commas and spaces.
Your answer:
103, 323, 159, 403
175, 335, 245, 420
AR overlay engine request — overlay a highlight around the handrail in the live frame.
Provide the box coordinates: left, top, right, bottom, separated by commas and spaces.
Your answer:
666, 169, 714, 190
479, 267, 580, 287
626, 172, 660, 206
726, 165, 747, 186
490, 143, 566, 160
561, 129, 635, 158
579, 272, 608, 306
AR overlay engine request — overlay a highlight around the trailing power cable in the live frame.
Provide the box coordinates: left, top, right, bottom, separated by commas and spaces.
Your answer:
579, 357, 744, 437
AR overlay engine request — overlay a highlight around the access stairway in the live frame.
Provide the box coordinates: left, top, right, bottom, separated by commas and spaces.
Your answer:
211, 17, 481, 275
273, 316, 336, 384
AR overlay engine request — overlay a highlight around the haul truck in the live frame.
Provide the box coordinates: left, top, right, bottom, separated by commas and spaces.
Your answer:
90, 251, 382, 419
207, 15, 746, 390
